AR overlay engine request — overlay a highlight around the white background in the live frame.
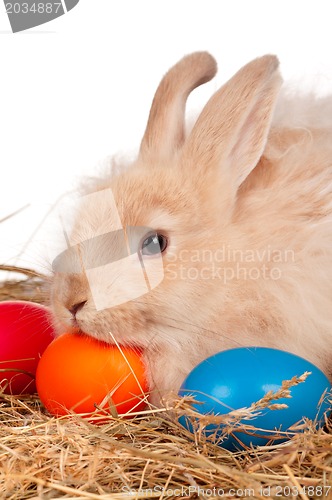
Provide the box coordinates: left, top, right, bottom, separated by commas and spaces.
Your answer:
0, 0, 332, 276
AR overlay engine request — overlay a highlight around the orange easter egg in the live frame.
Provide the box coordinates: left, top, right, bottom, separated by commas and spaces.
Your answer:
36, 332, 148, 420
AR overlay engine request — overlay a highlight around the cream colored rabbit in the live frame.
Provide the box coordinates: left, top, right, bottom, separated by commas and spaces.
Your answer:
50, 52, 332, 406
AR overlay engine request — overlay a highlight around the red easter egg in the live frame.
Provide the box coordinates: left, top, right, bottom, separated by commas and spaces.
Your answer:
0, 301, 56, 394
36, 332, 148, 420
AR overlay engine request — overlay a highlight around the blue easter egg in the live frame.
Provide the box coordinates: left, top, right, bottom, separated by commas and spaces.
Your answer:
179, 347, 331, 450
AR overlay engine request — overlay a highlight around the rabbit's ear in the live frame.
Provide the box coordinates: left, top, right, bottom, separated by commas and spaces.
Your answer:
182, 55, 282, 191
139, 52, 217, 162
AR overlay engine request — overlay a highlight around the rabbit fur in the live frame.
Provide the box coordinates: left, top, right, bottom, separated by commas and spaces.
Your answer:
50, 52, 332, 406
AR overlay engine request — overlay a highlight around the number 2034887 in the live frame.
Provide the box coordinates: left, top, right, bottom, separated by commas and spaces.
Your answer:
261, 485, 331, 497
5, 3, 62, 14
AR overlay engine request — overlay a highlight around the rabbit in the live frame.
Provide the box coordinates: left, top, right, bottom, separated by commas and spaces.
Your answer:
50, 52, 332, 407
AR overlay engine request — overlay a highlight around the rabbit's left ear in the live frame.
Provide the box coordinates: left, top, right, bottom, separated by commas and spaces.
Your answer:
139, 52, 217, 162
181, 55, 282, 191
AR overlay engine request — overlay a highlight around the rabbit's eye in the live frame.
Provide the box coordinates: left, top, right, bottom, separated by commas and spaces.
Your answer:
141, 233, 168, 256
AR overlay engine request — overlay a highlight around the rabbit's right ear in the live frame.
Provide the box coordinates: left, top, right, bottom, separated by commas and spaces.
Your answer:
181, 55, 282, 196
139, 52, 217, 162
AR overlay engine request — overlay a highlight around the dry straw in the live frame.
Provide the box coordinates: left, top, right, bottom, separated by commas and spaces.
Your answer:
1, 266, 332, 499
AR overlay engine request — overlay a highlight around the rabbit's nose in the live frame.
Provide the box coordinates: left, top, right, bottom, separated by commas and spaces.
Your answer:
69, 301, 87, 318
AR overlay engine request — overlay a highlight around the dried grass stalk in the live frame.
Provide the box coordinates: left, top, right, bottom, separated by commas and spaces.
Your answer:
0, 265, 49, 304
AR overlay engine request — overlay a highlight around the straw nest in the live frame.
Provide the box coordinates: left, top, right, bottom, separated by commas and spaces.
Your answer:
1, 267, 332, 500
